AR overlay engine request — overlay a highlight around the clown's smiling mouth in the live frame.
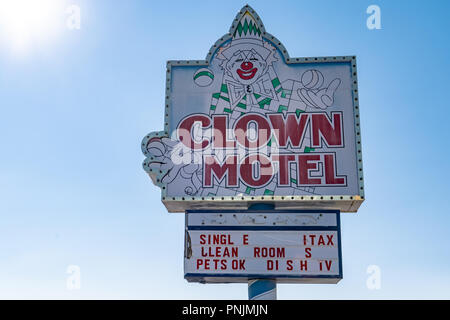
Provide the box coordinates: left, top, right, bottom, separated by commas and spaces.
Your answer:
237, 68, 258, 80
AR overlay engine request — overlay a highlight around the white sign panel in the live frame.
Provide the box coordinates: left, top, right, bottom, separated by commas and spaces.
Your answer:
142, 5, 364, 213
184, 210, 342, 283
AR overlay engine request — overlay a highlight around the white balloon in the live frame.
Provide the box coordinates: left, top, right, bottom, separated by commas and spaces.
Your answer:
193, 68, 214, 87
301, 69, 324, 89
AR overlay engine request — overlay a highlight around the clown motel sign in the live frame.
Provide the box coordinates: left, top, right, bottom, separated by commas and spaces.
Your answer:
141, 5, 364, 213
184, 210, 342, 283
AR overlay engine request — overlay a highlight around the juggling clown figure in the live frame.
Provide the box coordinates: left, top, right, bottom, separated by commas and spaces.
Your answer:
144, 9, 342, 198
210, 12, 281, 118
209, 11, 341, 120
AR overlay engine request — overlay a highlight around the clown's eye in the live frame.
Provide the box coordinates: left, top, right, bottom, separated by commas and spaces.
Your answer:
235, 58, 243, 62
250, 57, 258, 61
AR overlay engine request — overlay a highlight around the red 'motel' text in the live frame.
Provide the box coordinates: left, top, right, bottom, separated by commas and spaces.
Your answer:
176, 112, 347, 188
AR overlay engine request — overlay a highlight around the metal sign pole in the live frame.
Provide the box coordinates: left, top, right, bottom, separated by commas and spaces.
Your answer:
248, 279, 277, 300
247, 204, 277, 300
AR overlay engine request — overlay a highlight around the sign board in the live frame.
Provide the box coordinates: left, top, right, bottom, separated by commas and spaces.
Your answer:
141, 4, 364, 213
184, 210, 342, 283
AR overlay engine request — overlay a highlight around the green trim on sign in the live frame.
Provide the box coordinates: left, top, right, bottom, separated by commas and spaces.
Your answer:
271, 77, 280, 88
212, 92, 220, 99
219, 95, 230, 102
258, 97, 271, 109
295, 108, 305, 117
237, 102, 247, 109
194, 71, 214, 81
277, 105, 288, 113
264, 189, 274, 196
290, 178, 297, 184
210, 105, 216, 110
245, 186, 255, 195
304, 146, 315, 153
280, 89, 292, 98
234, 18, 261, 38
224, 107, 233, 113
221, 84, 228, 93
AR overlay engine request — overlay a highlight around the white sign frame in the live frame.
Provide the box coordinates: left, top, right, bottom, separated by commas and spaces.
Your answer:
142, 5, 364, 212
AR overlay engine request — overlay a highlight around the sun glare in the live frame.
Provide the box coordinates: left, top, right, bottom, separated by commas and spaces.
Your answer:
0, 0, 64, 53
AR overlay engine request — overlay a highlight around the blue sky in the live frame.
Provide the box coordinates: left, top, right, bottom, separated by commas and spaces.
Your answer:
0, 0, 449, 299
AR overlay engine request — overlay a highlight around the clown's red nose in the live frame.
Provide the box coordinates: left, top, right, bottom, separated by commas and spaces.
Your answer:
240, 61, 253, 70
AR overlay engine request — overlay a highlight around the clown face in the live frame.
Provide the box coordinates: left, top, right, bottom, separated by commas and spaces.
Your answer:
225, 48, 268, 85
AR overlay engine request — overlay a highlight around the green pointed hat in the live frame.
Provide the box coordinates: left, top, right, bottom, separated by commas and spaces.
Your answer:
221, 10, 271, 60
234, 11, 262, 41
